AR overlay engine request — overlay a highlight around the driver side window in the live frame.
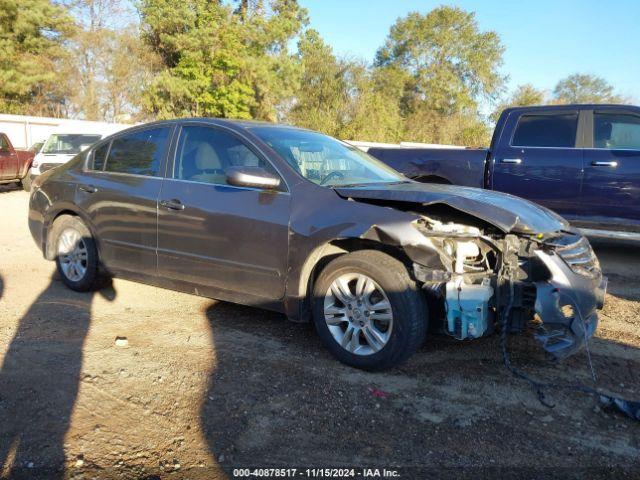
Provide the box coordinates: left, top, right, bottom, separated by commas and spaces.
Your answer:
174, 125, 277, 185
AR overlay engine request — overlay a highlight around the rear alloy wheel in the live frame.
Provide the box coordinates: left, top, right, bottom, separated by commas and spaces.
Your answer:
58, 228, 89, 282
313, 250, 428, 370
51, 215, 100, 291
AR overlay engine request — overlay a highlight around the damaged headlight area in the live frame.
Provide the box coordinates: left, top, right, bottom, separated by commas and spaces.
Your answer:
410, 216, 606, 359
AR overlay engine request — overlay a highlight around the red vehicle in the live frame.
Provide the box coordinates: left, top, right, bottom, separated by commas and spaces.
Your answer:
0, 133, 36, 190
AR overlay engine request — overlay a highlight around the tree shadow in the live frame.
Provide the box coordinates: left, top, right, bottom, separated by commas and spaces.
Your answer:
0, 273, 115, 478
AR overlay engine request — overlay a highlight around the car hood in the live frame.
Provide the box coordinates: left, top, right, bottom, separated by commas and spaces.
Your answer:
334, 182, 569, 234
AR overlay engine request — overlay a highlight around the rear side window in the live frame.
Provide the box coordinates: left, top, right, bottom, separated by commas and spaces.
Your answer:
594, 112, 640, 150
512, 114, 578, 148
91, 142, 110, 170
105, 127, 171, 176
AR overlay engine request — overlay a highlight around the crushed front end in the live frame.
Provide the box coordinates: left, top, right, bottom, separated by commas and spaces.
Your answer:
529, 233, 606, 358
410, 217, 606, 360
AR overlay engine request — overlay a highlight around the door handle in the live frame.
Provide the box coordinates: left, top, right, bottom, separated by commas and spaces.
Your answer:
591, 161, 618, 167
160, 199, 185, 211
79, 184, 98, 193
500, 158, 523, 164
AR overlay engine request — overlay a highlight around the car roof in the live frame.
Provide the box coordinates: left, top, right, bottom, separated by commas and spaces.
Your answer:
122, 118, 312, 134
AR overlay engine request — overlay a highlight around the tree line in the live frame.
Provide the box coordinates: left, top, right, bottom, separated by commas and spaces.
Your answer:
0, 0, 628, 146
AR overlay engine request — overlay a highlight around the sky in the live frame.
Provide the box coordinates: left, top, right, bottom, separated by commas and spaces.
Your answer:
299, 0, 640, 103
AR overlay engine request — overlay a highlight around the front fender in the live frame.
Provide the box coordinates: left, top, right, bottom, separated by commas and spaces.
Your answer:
282, 189, 446, 321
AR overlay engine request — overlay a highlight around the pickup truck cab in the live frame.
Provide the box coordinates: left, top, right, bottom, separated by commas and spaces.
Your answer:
368, 105, 640, 238
0, 133, 35, 189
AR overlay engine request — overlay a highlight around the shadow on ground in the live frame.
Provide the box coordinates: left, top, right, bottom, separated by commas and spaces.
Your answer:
0, 274, 115, 478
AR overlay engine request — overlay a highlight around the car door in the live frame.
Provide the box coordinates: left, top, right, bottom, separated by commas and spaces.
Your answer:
74, 125, 174, 276
491, 109, 584, 217
157, 123, 290, 302
580, 109, 640, 232
0, 134, 18, 180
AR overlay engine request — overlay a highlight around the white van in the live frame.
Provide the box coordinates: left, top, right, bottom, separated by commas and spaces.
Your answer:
30, 123, 129, 182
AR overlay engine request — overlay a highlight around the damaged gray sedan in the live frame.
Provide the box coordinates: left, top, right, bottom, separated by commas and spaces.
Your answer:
28, 119, 607, 370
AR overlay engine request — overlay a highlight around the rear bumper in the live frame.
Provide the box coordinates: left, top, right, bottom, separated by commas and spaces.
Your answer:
533, 250, 605, 359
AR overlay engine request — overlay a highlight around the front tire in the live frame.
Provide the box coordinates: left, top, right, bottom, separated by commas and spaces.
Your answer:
312, 250, 428, 371
51, 215, 100, 292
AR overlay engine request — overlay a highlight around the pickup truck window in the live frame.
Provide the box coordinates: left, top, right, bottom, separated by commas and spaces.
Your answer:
0, 135, 9, 152
512, 113, 578, 148
594, 112, 640, 150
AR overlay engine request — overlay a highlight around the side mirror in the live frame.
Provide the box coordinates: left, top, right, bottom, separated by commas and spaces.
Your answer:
226, 166, 281, 190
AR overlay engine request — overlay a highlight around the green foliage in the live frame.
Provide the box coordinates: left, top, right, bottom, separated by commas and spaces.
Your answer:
287, 29, 349, 136
552, 73, 624, 104
63, 0, 157, 122
491, 84, 546, 122
373, 6, 505, 145
287, 30, 403, 142
0, 0, 75, 115
138, 0, 308, 120
5, 2, 629, 148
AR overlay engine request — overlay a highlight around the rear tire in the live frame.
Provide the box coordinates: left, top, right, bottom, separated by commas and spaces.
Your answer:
51, 215, 101, 292
312, 250, 428, 371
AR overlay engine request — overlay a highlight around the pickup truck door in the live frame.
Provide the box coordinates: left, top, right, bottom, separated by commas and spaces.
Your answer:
580, 109, 640, 232
0, 134, 19, 180
491, 109, 584, 217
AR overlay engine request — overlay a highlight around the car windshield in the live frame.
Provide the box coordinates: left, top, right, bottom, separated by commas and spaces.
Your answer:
249, 126, 405, 187
42, 134, 102, 154
29, 142, 44, 153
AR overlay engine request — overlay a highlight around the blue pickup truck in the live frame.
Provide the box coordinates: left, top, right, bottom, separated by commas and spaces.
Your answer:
368, 104, 640, 239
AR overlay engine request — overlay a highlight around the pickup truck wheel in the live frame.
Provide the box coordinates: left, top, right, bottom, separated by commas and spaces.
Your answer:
51, 215, 100, 292
312, 250, 428, 371
21, 175, 32, 192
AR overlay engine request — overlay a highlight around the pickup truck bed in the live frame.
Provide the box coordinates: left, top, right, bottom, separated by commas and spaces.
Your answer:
368, 147, 488, 189
367, 104, 640, 237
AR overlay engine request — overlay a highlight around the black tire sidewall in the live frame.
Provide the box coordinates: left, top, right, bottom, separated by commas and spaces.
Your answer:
52, 216, 99, 292
312, 251, 427, 371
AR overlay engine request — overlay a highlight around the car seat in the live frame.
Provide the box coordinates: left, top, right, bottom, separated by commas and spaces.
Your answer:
189, 142, 227, 185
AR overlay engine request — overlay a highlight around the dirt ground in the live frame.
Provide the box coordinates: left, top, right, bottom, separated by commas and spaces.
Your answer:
0, 183, 638, 479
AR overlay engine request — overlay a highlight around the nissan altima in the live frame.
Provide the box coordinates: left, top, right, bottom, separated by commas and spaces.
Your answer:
28, 119, 606, 370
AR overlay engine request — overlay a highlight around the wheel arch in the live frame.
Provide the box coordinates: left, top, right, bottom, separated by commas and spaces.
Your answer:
412, 175, 452, 184
44, 206, 100, 261
288, 237, 416, 322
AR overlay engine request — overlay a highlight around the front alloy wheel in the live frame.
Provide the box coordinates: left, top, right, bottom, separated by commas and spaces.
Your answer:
324, 273, 393, 355
313, 250, 428, 371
